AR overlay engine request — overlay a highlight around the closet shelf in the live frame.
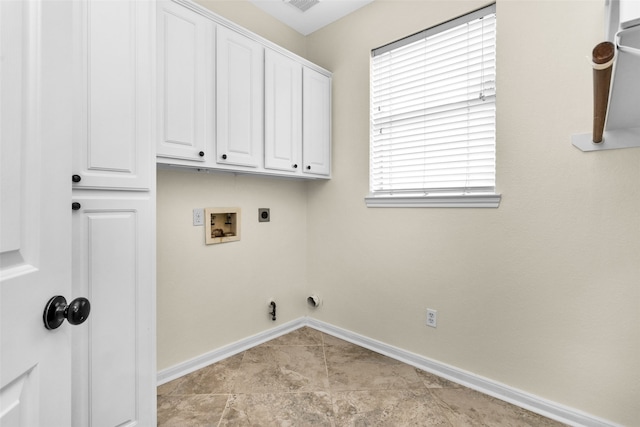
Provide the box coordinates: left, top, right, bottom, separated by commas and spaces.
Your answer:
572, 0, 640, 152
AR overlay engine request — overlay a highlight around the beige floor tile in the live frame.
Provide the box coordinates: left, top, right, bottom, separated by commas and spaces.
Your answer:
431, 387, 567, 427
157, 329, 566, 426
219, 392, 335, 426
162, 353, 244, 395
324, 342, 402, 365
325, 344, 424, 391
157, 379, 180, 397
233, 345, 330, 393
262, 326, 324, 346
322, 333, 357, 347
332, 389, 452, 426
157, 394, 228, 427
415, 368, 463, 389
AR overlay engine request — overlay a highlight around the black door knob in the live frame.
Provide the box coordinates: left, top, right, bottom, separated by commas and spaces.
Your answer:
72, 174, 81, 183
72, 202, 81, 211
199, 151, 205, 157
306, 165, 311, 170
43, 296, 91, 330
293, 164, 298, 169
222, 154, 227, 160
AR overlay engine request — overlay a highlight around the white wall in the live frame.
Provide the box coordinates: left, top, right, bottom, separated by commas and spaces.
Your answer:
305, 1, 639, 425
157, 0, 640, 425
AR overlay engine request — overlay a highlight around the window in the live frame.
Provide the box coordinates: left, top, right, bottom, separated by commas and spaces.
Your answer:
367, 4, 500, 208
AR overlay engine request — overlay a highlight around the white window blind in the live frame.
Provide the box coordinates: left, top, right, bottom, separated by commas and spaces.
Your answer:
369, 4, 497, 204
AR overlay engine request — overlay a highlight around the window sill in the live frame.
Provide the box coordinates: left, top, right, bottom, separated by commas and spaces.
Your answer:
364, 193, 501, 208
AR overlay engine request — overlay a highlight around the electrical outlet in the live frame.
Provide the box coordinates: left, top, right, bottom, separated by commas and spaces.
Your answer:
258, 208, 270, 222
193, 208, 204, 226
426, 309, 437, 328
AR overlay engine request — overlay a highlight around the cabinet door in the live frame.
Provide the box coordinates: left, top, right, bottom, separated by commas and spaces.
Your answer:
72, 0, 153, 190
303, 68, 331, 176
216, 26, 263, 168
157, 1, 214, 162
264, 49, 302, 173
71, 195, 155, 427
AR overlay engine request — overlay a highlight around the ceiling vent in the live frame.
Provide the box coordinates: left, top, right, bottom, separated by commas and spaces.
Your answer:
283, 0, 320, 13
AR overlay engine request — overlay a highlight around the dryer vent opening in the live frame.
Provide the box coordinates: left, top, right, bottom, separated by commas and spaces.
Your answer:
307, 295, 321, 308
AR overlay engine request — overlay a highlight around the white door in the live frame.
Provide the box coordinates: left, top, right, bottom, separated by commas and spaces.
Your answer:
0, 0, 75, 425
2, 2, 155, 426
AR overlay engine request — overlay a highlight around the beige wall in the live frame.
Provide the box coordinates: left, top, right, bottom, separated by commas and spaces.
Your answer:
194, 0, 306, 56
157, 169, 310, 368
157, 2, 309, 369
305, 1, 639, 425
157, 1, 640, 425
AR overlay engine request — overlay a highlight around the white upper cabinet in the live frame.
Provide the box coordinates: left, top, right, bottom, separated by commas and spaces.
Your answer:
216, 25, 264, 168
155, 0, 331, 179
73, 0, 153, 190
303, 67, 332, 176
264, 49, 303, 173
157, 1, 214, 162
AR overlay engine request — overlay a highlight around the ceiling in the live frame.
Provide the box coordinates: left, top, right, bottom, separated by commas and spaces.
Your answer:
248, 0, 375, 35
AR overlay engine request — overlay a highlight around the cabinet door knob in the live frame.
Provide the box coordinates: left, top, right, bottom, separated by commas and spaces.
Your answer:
306, 165, 311, 170
199, 151, 205, 157
72, 202, 81, 211
293, 164, 298, 169
222, 154, 227, 160
72, 174, 81, 183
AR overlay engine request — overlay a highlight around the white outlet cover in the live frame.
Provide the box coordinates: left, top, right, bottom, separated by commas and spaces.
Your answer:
193, 208, 204, 226
427, 309, 437, 328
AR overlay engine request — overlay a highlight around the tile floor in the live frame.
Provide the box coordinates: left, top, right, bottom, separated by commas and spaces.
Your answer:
157, 327, 566, 426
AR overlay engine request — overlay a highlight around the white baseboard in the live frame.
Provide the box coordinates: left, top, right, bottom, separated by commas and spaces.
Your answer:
157, 317, 621, 427
157, 317, 306, 385
306, 318, 623, 427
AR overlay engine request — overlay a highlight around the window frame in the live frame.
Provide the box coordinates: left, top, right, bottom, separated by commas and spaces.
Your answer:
366, 4, 501, 208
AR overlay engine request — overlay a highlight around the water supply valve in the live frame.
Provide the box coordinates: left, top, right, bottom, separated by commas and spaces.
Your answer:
269, 300, 276, 321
